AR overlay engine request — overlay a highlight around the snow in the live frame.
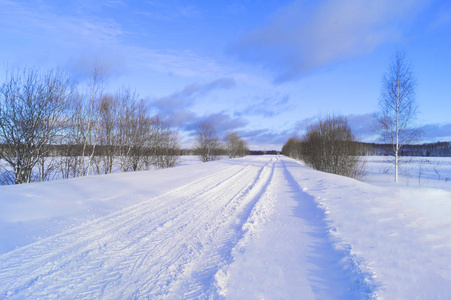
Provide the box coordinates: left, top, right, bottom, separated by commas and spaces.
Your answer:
286, 158, 451, 299
1, 155, 451, 299
216, 159, 371, 299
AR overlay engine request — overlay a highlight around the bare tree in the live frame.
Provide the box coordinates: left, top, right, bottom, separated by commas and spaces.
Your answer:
60, 91, 87, 179
0, 67, 71, 184
224, 131, 248, 158
195, 122, 221, 162
377, 51, 420, 182
98, 94, 121, 174
115, 97, 180, 172
126, 100, 152, 172
80, 66, 106, 176
150, 116, 180, 169
236, 139, 249, 157
224, 131, 240, 158
0, 65, 183, 185
116, 88, 141, 172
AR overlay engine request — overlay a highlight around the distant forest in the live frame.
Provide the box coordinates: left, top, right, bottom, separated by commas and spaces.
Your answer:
0, 142, 451, 157
1, 142, 447, 158
358, 141, 451, 157
0, 144, 279, 157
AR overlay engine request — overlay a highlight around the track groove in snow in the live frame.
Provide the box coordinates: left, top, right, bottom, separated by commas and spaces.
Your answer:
0, 157, 277, 299
214, 158, 374, 299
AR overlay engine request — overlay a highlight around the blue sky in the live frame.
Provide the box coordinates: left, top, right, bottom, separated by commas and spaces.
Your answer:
1, 0, 450, 150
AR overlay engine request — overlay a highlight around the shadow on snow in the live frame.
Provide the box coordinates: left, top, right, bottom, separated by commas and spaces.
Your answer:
281, 159, 376, 299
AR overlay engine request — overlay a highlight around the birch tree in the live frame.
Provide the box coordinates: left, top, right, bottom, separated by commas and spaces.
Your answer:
150, 116, 180, 169
195, 122, 221, 162
80, 66, 105, 176
377, 51, 420, 182
224, 131, 248, 158
98, 95, 120, 174
60, 92, 87, 179
224, 131, 241, 158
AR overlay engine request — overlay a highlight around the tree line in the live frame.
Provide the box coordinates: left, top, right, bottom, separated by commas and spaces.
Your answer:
358, 142, 451, 157
0, 67, 180, 185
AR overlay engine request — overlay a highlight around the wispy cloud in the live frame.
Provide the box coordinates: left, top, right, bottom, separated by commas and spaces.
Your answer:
101, 1, 127, 9
231, 0, 430, 83
149, 78, 244, 137
129, 48, 227, 79
0, 1, 226, 81
420, 123, 451, 142
139, 2, 200, 21
67, 51, 129, 81
157, 79, 234, 109
0, 0, 127, 79
291, 113, 451, 144
241, 128, 293, 150
238, 113, 379, 150
294, 116, 318, 133
347, 113, 379, 142
151, 78, 235, 116
237, 95, 292, 118
184, 112, 248, 136
292, 113, 378, 142
0, 1, 123, 44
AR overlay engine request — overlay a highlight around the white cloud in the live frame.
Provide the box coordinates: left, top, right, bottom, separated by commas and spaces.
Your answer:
232, 0, 431, 82
0, 1, 123, 44
139, 3, 200, 21
149, 78, 238, 130
0, 1, 224, 81
237, 95, 292, 118
128, 48, 226, 79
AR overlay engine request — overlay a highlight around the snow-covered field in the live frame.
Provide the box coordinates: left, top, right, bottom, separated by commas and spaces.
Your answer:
1, 155, 451, 299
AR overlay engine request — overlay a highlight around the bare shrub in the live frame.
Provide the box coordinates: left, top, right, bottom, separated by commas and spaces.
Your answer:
301, 116, 364, 179
281, 136, 303, 160
149, 116, 180, 169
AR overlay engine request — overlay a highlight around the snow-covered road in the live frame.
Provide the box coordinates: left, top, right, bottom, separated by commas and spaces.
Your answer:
2, 155, 451, 299
0, 157, 264, 298
216, 158, 371, 299
0, 156, 372, 299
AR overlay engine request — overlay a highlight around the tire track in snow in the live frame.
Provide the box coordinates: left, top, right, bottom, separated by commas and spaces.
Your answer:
0, 156, 277, 299
0, 162, 250, 298
214, 158, 374, 299
0, 163, 250, 298
127, 156, 276, 299
178, 156, 277, 299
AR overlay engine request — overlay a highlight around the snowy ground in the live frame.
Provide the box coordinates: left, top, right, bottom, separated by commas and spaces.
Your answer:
1, 155, 451, 299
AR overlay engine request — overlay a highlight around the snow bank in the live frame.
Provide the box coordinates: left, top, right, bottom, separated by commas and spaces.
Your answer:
285, 157, 451, 299
0, 157, 203, 253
